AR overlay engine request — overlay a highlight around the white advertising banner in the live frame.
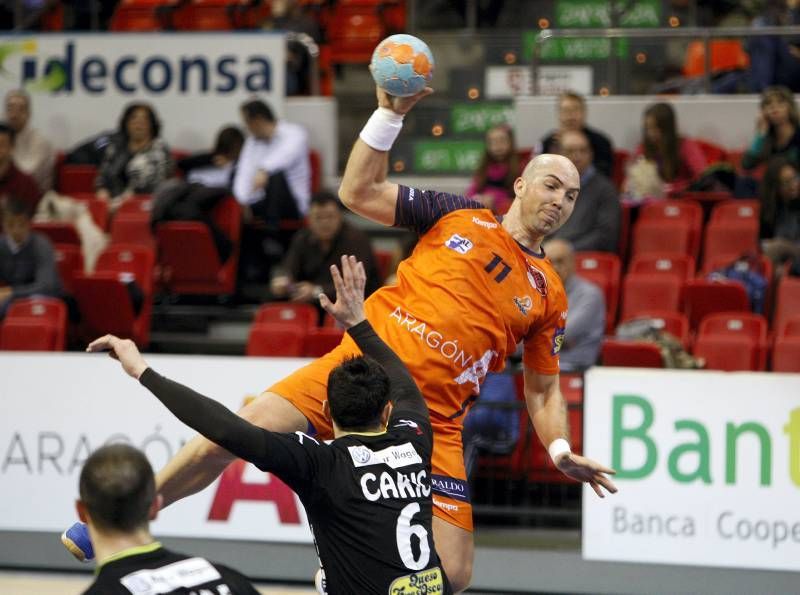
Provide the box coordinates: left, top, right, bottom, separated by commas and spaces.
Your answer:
0, 33, 286, 151
583, 367, 800, 571
486, 65, 593, 99
0, 352, 314, 543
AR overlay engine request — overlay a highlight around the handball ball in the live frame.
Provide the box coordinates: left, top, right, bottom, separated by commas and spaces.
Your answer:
370, 34, 434, 97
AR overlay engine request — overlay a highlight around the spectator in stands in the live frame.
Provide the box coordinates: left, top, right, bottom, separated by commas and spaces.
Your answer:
541, 91, 614, 178
465, 124, 524, 215
0, 197, 62, 317
747, 0, 800, 93
176, 126, 245, 191
0, 123, 42, 214
270, 190, 379, 309
95, 102, 173, 211
5, 89, 55, 192
545, 239, 605, 372
234, 99, 310, 222
151, 126, 245, 265
759, 156, 800, 268
633, 102, 708, 195
549, 129, 620, 252
742, 86, 800, 171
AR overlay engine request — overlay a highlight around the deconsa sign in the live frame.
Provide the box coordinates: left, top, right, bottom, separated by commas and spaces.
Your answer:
16, 40, 273, 94
0, 33, 286, 151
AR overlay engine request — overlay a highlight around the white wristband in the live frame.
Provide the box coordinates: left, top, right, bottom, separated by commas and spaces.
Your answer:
548, 438, 571, 464
359, 107, 405, 152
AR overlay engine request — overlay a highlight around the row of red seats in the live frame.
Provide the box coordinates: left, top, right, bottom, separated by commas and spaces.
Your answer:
0, 243, 155, 351
245, 302, 343, 357
43, 195, 242, 299
602, 309, 800, 372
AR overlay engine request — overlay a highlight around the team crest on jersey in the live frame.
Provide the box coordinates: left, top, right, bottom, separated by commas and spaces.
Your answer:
526, 262, 548, 296
513, 296, 532, 316
445, 234, 473, 254
551, 326, 566, 355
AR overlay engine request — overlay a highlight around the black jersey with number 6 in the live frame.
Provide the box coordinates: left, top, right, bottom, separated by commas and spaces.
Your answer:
139, 320, 452, 595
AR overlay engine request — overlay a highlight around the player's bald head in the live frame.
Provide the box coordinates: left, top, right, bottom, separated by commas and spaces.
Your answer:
522, 153, 579, 184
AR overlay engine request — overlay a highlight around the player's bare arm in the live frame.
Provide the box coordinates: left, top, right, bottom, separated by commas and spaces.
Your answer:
523, 367, 618, 498
338, 85, 432, 226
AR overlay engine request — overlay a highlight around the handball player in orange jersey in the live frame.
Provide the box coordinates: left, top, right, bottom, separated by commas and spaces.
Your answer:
89, 86, 616, 591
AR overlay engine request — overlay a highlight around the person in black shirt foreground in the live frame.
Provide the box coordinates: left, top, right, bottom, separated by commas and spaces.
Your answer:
73, 443, 259, 595
79, 254, 452, 595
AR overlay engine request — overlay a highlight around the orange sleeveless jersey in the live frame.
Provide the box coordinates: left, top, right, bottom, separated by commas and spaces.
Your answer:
337, 205, 568, 427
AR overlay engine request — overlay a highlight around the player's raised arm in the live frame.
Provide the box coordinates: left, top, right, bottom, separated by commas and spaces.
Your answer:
338, 85, 432, 226
319, 255, 427, 419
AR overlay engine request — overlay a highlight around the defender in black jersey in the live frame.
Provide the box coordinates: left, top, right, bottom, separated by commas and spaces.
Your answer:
87, 255, 452, 595
75, 444, 259, 595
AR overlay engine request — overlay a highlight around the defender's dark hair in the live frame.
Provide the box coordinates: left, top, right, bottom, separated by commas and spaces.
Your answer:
327, 356, 391, 431
79, 444, 156, 532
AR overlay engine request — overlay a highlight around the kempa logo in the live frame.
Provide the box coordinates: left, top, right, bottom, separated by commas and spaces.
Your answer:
0, 39, 273, 95
611, 395, 800, 486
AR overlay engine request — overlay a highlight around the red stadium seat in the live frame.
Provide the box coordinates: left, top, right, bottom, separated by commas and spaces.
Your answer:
619, 310, 690, 348
682, 279, 750, 330
110, 0, 175, 31
697, 312, 768, 370
772, 338, 800, 372
246, 323, 306, 357
628, 254, 696, 280
110, 214, 156, 250
773, 277, 800, 336
612, 149, 630, 190
173, 1, 235, 30
303, 327, 345, 357
694, 335, 759, 371
309, 149, 322, 193
57, 164, 97, 194
694, 139, 729, 165
0, 317, 60, 351
6, 297, 68, 351
116, 196, 154, 216
777, 315, 800, 339
32, 222, 80, 245
601, 339, 663, 368
638, 200, 703, 258
255, 303, 319, 329
618, 202, 633, 265
53, 243, 84, 294
619, 273, 682, 321
702, 220, 759, 268
631, 221, 694, 260
73, 245, 156, 346
575, 251, 621, 331
156, 197, 241, 295
710, 199, 760, 224
328, 7, 385, 64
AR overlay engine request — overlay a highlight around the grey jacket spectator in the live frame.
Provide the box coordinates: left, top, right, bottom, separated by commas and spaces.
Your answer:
546, 239, 605, 372
0, 198, 62, 315
95, 102, 173, 198
549, 130, 620, 252
5, 89, 56, 191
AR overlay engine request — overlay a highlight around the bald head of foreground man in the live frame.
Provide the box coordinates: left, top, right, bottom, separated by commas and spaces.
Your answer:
501, 153, 581, 253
